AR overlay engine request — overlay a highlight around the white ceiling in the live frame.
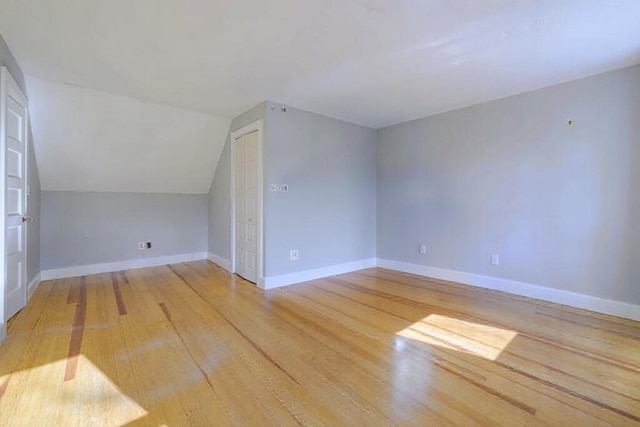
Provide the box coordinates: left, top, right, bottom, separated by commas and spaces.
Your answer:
2, 0, 639, 129
2, 1, 640, 194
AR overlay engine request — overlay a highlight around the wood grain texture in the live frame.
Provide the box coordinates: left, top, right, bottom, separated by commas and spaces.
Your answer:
0, 261, 639, 426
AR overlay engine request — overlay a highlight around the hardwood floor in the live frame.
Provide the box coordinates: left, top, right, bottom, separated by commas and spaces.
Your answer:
0, 261, 639, 426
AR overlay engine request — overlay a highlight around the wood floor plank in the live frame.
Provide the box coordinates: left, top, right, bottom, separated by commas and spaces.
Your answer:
0, 278, 76, 424
0, 261, 639, 426
312, 274, 640, 420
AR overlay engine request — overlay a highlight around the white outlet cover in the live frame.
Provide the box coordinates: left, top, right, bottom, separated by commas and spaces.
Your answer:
270, 184, 278, 192
280, 184, 288, 192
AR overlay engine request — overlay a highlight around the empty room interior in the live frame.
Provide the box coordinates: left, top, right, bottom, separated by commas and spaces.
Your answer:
1, 1, 640, 425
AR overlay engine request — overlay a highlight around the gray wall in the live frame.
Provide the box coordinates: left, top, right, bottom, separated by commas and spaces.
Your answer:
208, 102, 377, 277
208, 102, 267, 260
1, 34, 41, 285
377, 64, 640, 304
264, 104, 377, 276
42, 192, 208, 270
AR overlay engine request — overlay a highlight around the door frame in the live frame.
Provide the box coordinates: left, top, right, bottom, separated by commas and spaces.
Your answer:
0, 66, 29, 340
230, 119, 264, 288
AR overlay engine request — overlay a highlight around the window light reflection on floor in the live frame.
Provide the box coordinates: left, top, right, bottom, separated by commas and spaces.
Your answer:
1, 355, 147, 425
397, 314, 518, 360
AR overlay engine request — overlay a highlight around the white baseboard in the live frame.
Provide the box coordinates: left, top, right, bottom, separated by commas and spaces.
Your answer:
377, 259, 640, 322
40, 252, 208, 280
207, 252, 231, 272
0, 322, 6, 345
34, 252, 639, 321
261, 258, 377, 290
27, 273, 41, 300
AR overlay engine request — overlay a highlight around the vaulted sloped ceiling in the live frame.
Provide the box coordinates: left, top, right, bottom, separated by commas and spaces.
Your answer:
27, 76, 230, 193
1, 0, 639, 193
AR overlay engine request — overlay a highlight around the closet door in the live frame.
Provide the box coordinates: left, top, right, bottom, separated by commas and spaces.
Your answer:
234, 130, 258, 283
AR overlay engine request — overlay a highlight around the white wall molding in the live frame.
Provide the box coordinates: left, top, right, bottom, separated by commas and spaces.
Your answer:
207, 252, 231, 272
261, 259, 377, 290
0, 323, 6, 345
27, 273, 41, 300
36, 253, 639, 321
377, 259, 640, 322
40, 252, 208, 280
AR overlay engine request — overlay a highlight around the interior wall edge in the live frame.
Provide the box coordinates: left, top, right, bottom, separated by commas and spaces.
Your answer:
27, 272, 41, 300
207, 252, 231, 272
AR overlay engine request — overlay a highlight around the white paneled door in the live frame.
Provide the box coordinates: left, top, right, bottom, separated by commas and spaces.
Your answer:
234, 130, 259, 283
1, 67, 28, 321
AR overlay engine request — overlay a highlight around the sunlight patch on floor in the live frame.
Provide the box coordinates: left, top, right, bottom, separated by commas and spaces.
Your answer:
397, 314, 518, 360
0, 355, 147, 425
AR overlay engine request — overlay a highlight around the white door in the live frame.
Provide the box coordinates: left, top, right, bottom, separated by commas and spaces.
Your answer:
1, 67, 28, 321
234, 130, 259, 283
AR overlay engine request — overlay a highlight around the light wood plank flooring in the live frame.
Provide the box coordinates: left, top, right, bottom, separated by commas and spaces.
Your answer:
1, 261, 639, 426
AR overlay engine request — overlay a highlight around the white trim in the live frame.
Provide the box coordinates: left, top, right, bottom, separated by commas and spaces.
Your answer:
230, 119, 265, 285
0, 67, 7, 324
40, 252, 208, 280
261, 259, 377, 290
207, 252, 231, 272
24, 93, 30, 305
27, 272, 41, 300
377, 259, 640, 322
0, 322, 6, 344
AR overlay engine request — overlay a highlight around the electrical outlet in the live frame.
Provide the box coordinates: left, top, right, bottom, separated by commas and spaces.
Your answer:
270, 184, 278, 192
490, 254, 499, 266
419, 244, 426, 254
146, 242, 152, 249
280, 184, 288, 192
138, 242, 145, 250
290, 250, 299, 261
